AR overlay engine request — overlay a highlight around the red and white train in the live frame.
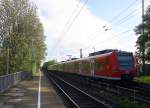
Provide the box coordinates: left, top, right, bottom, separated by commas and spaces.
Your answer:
48, 49, 138, 80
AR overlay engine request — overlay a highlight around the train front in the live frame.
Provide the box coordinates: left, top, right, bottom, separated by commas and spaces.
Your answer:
115, 51, 138, 80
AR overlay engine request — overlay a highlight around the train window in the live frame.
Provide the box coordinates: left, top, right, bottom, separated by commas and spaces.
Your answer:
95, 62, 104, 71
79, 61, 82, 72
86, 62, 90, 70
82, 61, 85, 69
83, 61, 90, 70
117, 53, 133, 70
66, 63, 69, 69
74, 62, 79, 71
70, 62, 74, 70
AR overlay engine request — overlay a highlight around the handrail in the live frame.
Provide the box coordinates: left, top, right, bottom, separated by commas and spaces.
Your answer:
0, 71, 31, 93
0, 71, 23, 78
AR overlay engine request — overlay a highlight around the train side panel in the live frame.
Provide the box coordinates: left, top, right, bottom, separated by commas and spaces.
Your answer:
108, 52, 137, 80
81, 59, 91, 76
94, 55, 110, 77
48, 51, 138, 80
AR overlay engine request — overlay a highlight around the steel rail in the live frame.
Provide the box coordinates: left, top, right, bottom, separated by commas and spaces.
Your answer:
47, 72, 111, 108
51, 71, 150, 105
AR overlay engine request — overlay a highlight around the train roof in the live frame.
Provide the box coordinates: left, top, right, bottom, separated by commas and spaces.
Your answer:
59, 52, 113, 64
89, 49, 118, 56
50, 49, 133, 66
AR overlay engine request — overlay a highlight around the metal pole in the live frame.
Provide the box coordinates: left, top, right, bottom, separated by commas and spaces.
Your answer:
142, 0, 145, 73
31, 38, 34, 58
6, 25, 11, 75
6, 46, 9, 74
93, 47, 95, 53
80, 48, 82, 58
30, 38, 33, 73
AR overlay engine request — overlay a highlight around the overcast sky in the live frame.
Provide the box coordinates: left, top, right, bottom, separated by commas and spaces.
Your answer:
31, 0, 150, 62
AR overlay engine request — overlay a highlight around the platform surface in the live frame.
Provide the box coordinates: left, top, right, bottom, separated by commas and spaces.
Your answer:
0, 72, 65, 108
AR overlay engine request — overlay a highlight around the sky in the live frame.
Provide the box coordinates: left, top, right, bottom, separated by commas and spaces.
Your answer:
31, 0, 150, 62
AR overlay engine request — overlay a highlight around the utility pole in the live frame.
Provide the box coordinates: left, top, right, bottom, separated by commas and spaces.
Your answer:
6, 23, 12, 75
80, 48, 83, 58
142, 0, 145, 73
93, 47, 95, 53
6, 44, 9, 75
31, 38, 34, 59
31, 38, 34, 74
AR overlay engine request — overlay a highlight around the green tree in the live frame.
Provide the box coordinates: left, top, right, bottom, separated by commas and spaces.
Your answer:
0, 0, 46, 75
42, 60, 57, 70
134, 5, 150, 64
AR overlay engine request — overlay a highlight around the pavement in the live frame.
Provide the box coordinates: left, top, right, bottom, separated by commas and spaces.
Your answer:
0, 72, 65, 108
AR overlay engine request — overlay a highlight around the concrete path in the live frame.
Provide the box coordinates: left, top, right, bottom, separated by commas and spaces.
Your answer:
0, 72, 65, 108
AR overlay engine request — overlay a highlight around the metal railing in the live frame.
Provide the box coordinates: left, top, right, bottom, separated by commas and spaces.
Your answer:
0, 71, 31, 93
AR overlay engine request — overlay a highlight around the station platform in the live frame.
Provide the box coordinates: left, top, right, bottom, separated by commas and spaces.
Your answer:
0, 71, 65, 108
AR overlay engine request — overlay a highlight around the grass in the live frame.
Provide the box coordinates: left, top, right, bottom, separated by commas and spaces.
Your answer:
96, 89, 150, 108
134, 76, 150, 84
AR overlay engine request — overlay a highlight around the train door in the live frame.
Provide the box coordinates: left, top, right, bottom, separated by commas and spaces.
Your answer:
90, 59, 95, 77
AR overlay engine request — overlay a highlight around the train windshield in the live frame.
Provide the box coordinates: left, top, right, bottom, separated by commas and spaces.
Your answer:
117, 52, 133, 70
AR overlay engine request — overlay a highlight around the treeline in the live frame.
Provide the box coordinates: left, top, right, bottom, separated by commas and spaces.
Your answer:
134, 5, 150, 75
0, 0, 46, 75
135, 5, 150, 63
42, 60, 57, 70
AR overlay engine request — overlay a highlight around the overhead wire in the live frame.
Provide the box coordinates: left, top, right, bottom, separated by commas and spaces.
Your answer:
84, 0, 140, 50
57, 1, 140, 57
82, 29, 133, 50
80, 0, 141, 51
53, 0, 143, 59
109, 0, 139, 23
63, 0, 81, 29
51, 0, 81, 50
65, 0, 89, 33
82, 3, 142, 51
51, 0, 89, 53
85, 0, 150, 53
80, 0, 150, 55
113, 7, 141, 25
112, 0, 150, 26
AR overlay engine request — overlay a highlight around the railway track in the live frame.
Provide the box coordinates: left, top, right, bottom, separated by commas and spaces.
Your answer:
46, 72, 111, 108
95, 79, 150, 104
115, 81, 150, 96
50, 71, 150, 106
